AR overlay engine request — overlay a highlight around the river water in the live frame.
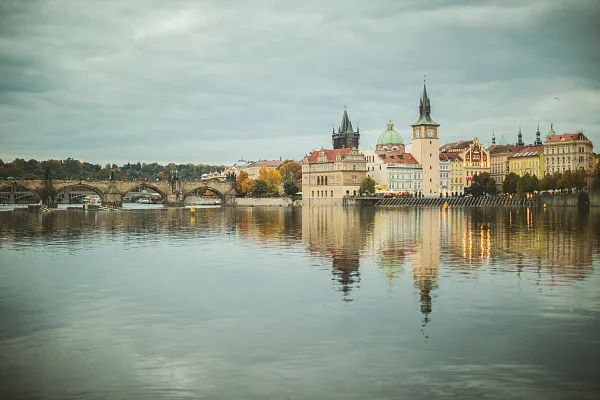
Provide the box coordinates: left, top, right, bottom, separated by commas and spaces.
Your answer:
0, 206, 599, 399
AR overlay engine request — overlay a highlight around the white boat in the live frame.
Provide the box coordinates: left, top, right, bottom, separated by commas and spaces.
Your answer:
137, 198, 151, 204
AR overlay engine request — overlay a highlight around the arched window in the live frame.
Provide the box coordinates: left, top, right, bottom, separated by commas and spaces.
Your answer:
331, 190, 333, 197
325, 176, 328, 185
317, 176, 320, 185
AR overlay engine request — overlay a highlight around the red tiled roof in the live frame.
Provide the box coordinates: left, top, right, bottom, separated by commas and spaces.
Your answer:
306, 148, 352, 163
545, 133, 589, 143
384, 152, 419, 165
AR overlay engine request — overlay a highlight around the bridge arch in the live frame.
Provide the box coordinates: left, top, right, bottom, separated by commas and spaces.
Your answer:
55, 183, 105, 205
183, 185, 225, 204
0, 182, 42, 204
121, 183, 167, 204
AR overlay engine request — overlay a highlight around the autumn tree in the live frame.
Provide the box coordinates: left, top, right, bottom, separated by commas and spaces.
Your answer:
236, 170, 253, 196
258, 167, 282, 195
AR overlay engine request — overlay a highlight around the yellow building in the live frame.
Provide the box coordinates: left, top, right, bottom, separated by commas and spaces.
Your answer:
241, 160, 283, 180
507, 146, 544, 177
544, 129, 594, 175
489, 144, 524, 191
301, 148, 367, 203
440, 138, 490, 194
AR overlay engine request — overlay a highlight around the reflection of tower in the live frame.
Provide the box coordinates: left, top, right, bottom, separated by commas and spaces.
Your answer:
410, 209, 441, 325
332, 255, 360, 298
302, 207, 373, 300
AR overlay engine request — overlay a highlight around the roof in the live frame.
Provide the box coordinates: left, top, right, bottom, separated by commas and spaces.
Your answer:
545, 132, 590, 143
440, 140, 473, 152
508, 145, 544, 159
439, 152, 462, 161
377, 121, 403, 146
489, 144, 525, 155
383, 152, 419, 165
411, 83, 439, 126
305, 148, 352, 163
338, 110, 356, 133
245, 160, 283, 168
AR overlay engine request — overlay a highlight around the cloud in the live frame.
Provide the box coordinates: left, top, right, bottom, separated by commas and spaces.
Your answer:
0, 0, 598, 164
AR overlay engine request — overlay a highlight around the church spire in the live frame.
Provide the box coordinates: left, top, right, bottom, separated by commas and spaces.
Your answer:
534, 123, 542, 145
492, 129, 496, 145
517, 125, 524, 146
412, 78, 438, 126
338, 109, 354, 133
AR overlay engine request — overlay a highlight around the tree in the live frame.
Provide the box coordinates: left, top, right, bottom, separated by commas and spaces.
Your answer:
503, 173, 519, 194
573, 169, 587, 190
283, 180, 299, 196
471, 172, 496, 197
251, 179, 270, 197
236, 171, 253, 196
593, 166, 600, 190
359, 176, 376, 195
277, 160, 302, 183
258, 167, 282, 195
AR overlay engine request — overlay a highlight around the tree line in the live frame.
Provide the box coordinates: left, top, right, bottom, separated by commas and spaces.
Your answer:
0, 158, 226, 181
502, 168, 600, 194
235, 160, 302, 197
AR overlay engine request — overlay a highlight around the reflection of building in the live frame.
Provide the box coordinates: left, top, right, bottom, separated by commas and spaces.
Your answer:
301, 148, 367, 201
410, 209, 442, 324
302, 207, 373, 299
543, 129, 594, 174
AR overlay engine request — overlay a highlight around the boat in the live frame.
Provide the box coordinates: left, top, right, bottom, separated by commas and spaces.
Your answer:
137, 198, 151, 204
83, 195, 102, 205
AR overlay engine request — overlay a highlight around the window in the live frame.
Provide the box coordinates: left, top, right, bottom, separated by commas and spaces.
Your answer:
331, 190, 333, 197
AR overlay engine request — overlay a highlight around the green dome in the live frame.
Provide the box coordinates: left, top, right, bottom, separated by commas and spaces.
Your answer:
377, 121, 403, 146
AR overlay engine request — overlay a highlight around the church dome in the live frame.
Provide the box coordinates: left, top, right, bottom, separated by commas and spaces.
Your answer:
377, 121, 403, 146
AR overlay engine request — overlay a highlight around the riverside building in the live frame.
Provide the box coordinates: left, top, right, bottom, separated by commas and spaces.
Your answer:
543, 127, 594, 174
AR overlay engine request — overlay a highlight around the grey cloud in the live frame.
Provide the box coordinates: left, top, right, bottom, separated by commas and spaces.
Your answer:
0, 0, 598, 164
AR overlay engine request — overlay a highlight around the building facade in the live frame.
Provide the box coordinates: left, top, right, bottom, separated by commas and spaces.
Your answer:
440, 138, 490, 193
332, 110, 360, 150
410, 83, 440, 196
439, 154, 450, 196
301, 148, 367, 200
387, 161, 422, 193
241, 160, 283, 180
489, 144, 524, 191
543, 129, 594, 175
507, 146, 544, 177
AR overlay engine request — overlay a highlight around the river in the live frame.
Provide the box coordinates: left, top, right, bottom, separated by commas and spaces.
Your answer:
1, 206, 599, 399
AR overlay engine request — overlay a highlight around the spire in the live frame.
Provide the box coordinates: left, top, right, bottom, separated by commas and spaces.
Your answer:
412, 78, 438, 126
517, 125, 524, 146
534, 123, 542, 145
338, 109, 354, 133
491, 129, 496, 145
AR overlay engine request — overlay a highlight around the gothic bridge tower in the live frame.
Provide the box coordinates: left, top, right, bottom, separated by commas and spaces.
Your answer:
332, 109, 360, 149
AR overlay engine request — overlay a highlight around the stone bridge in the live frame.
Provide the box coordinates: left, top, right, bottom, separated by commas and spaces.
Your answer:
0, 178, 237, 207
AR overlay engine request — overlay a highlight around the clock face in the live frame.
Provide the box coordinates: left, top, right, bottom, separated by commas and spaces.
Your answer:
427, 129, 433, 138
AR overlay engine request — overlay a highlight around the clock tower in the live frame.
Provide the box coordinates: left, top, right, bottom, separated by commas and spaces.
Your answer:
410, 82, 440, 196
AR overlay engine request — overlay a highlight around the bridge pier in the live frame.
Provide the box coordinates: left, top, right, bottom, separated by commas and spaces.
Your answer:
165, 193, 183, 207
102, 193, 122, 208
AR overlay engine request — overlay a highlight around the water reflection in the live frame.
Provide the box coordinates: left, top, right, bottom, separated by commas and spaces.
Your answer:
1, 206, 599, 399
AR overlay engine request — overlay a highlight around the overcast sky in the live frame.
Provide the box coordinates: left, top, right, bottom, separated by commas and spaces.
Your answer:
0, 0, 598, 165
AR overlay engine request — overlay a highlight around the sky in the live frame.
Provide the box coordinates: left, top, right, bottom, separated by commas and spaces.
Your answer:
0, 0, 599, 165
